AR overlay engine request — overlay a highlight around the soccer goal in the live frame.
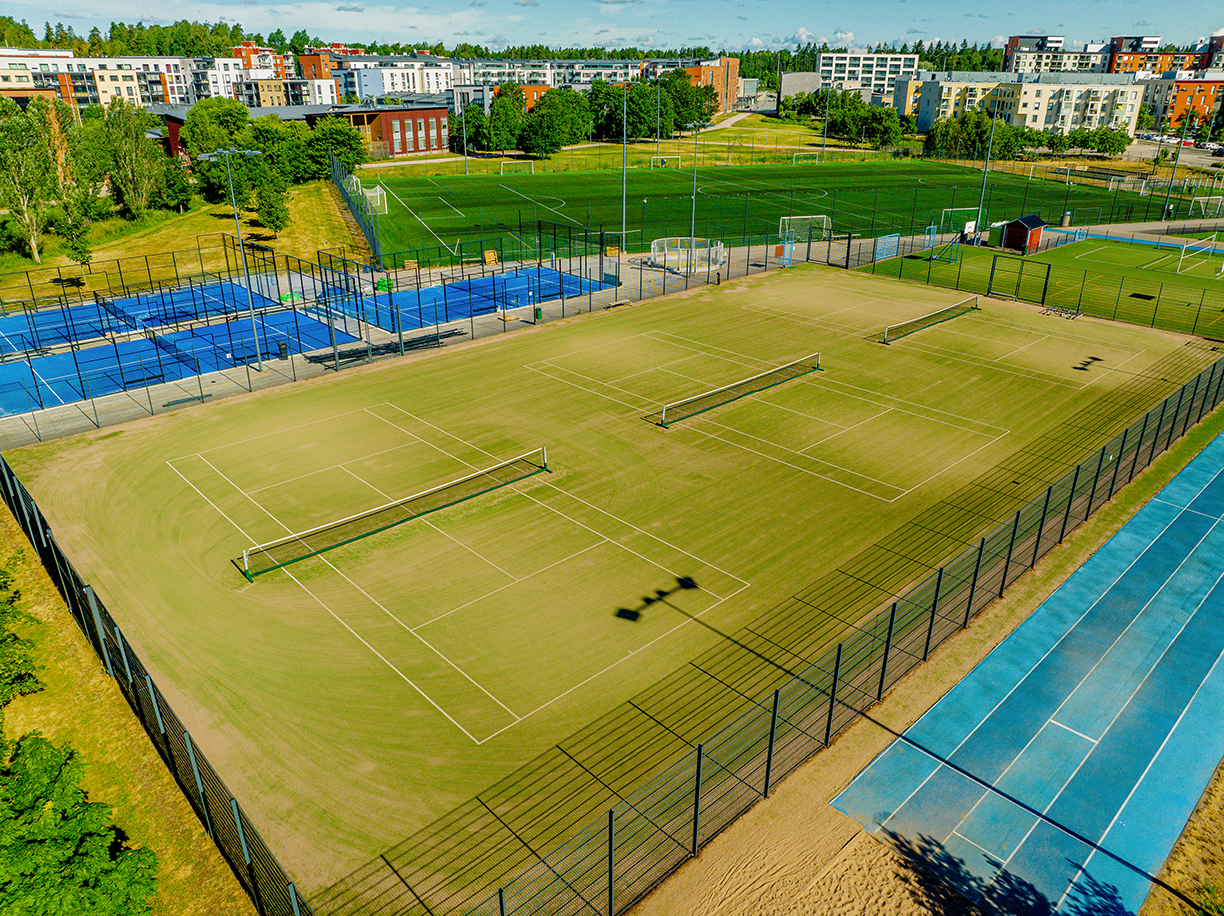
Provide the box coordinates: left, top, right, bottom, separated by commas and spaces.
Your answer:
940, 208, 981, 233
361, 184, 388, 216
650, 156, 681, 169
1190, 196, 1224, 218
780, 214, 831, 242
873, 233, 901, 261
882, 296, 979, 344
649, 237, 725, 275
658, 352, 822, 427
237, 447, 550, 579
1176, 234, 1222, 275
791, 151, 823, 165
500, 160, 535, 175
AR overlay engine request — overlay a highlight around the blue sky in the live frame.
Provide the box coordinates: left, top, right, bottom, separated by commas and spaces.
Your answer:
16, 0, 1224, 53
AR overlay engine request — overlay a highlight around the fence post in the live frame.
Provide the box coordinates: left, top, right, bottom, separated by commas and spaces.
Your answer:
1060, 464, 1081, 543
183, 731, 215, 841
1166, 387, 1186, 452
1180, 378, 1199, 438
1196, 364, 1217, 424
608, 809, 615, 916
230, 799, 266, 916
289, 883, 302, 916
691, 746, 703, 857
113, 626, 134, 686
1130, 413, 1150, 483
1108, 428, 1129, 501
1150, 398, 1169, 466
499, 888, 506, 916
923, 568, 943, 661
878, 603, 896, 700
763, 689, 779, 797
1032, 485, 1052, 568
824, 644, 842, 746
1193, 291, 1206, 335
963, 538, 985, 628
999, 511, 1020, 598
84, 585, 114, 679
1087, 445, 1107, 515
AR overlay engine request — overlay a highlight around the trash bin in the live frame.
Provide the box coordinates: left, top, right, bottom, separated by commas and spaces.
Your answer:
278, 342, 289, 360
1060, 211, 1072, 227
534, 307, 542, 320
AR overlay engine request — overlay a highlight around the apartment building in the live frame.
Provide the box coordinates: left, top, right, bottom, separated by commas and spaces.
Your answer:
235, 77, 339, 108
0, 47, 194, 109
913, 71, 1142, 135
1002, 36, 1108, 73
191, 57, 244, 102
232, 41, 294, 80
1141, 72, 1224, 128
780, 52, 919, 100
1106, 36, 1215, 74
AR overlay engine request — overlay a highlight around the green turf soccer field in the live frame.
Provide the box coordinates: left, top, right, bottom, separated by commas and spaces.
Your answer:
366, 160, 1161, 258
7, 263, 1216, 906
872, 236, 1224, 338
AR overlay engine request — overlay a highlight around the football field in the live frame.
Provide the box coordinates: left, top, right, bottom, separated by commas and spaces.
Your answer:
6, 263, 1213, 910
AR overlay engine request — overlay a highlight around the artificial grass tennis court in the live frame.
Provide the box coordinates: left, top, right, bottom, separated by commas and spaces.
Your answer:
6, 264, 1216, 912
366, 160, 1162, 258
869, 236, 1224, 338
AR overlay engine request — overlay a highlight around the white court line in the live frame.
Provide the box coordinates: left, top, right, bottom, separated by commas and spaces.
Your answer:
526, 363, 655, 415
384, 184, 456, 254
169, 404, 396, 462
798, 407, 892, 451
893, 339, 1094, 390
245, 440, 423, 494
29, 365, 66, 405
193, 452, 522, 724
438, 196, 464, 217
499, 185, 581, 226
1048, 719, 1099, 745
164, 459, 485, 743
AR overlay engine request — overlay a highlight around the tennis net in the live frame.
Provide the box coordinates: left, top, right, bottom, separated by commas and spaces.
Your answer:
94, 292, 143, 332
151, 333, 205, 374
238, 447, 550, 579
658, 353, 821, 428
882, 296, 979, 344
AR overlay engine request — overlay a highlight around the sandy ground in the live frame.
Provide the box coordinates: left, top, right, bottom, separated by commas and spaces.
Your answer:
630, 411, 1224, 916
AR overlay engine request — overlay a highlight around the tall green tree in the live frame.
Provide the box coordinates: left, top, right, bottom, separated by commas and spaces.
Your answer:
486, 83, 527, 153
181, 97, 253, 203
255, 167, 290, 238
303, 116, 366, 177
517, 88, 592, 158
449, 104, 486, 153
152, 156, 194, 213
0, 97, 65, 264
102, 98, 163, 220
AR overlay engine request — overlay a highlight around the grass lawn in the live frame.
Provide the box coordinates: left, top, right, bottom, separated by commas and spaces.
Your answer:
868, 236, 1224, 337
0, 507, 255, 916
363, 159, 1168, 259
6, 262, 1215, 912
0, 181, 354, 307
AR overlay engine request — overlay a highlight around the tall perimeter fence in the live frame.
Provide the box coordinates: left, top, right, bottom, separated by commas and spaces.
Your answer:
0, 456, 316, 916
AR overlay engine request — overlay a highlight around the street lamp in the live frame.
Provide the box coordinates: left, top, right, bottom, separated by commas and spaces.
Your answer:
198, 147, 265, 371
686, 120, 713, 242
460, 100, 469, 175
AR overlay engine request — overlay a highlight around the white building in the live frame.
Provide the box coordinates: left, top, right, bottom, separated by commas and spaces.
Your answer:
1002, 36, 1109, 73
0, 47, 194, 108
780, 52, 919, 100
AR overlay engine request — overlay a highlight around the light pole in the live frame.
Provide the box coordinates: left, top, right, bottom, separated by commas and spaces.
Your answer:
1162, 112, 1193, 220
686, 120, 712, 242
622, 84, 628, 249
460, 100, 469, 175
974, 100, 999, 240
198, 147, 264, 371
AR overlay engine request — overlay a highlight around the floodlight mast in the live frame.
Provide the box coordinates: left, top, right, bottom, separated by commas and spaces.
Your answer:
199, 147, 264, 371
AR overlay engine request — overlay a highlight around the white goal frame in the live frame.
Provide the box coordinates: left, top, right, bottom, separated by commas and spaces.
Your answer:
1189, 196, 1224, 218
1176, 234, 1222, 275
791, 151, 823, 165
362, 184, 388, 215
650, 156, 681, 169
779, 214, 831, 241
940, 208, 981, 233
649, 237, 725, 276
500, 160, 535, 176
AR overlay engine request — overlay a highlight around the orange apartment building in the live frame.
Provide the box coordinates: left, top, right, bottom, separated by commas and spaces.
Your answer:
681, 57, 740, 115
1144, 77, 1224, 128
232, 41, 292, 79
1107, 35, 1223, 73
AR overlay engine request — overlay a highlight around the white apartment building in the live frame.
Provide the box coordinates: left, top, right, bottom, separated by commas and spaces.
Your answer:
0, 47, 193, 107
1002, 36, 1109, 73
192, 57, 245, 101
913, 71, 1142, 135
780, 52, 920, 100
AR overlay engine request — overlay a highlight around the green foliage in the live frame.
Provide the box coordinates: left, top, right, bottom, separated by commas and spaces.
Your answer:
0, 555, 39, 714
152, 156, 194, 213
1193, 885, 1224, 916
181, 98, 254, 203
486, 83, 527, 152
450, 104, 486, 153
102, 99, 164, 220
518, 89, 593, 158
0, 17, 39, 48
0, 733, 159, 915
256, 167, 290, 237
0, 97, 64, 264
303, 117, 366, 177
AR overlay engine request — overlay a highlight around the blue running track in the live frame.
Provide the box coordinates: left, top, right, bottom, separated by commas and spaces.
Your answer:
834, 430, 1224, 915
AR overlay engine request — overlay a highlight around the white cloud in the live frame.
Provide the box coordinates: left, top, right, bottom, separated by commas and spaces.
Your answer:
793, 26, 814, 44
747, 36, 763, 47
1214, 27, 1224, 36
833, 28, 853, 44
515, 0, 538, 5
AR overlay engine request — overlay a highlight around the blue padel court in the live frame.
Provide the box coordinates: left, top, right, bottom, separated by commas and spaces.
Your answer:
0, 311, 356, 415
328, 267, 612, 333
834, 431, 1224, 915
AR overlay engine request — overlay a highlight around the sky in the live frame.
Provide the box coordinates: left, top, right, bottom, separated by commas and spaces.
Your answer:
12, 0, 1224, 53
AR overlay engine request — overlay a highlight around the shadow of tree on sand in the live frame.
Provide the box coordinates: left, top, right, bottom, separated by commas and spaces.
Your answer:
883, 830, 1131, 916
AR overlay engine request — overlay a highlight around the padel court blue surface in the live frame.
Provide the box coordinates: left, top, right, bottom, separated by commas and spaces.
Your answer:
0, 282, 276, 357
834, 430, 1224, 915
328, 267, 612, 333
0, 311, 356, 415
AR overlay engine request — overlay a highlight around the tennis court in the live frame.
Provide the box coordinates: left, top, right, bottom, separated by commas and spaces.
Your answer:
833, 430, 1224, 914
327, 266, 613, 334
0, 311, 356, 415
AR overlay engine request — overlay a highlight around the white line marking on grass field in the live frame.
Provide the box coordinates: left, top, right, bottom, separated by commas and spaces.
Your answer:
384, 184, 457, 254
194, 453, 522, 728
438, 196, 464, 217
499, 185, 581, 226
164, 459, 488, 744
168, 404, 400, 462
245, 441, 423, 494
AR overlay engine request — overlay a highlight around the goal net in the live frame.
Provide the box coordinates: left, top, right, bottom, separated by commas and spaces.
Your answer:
940, 208, 982, 233
658, 352, 822, 428
1189, 196, 1224, 218
791, 151, 823, 165
649, 237, 725, 275
873, 233, 901, 261
237, 447, 550, 579
779, 215, 831, 242
500, 160, 535, 175
1176, 234, 1221, 275
882, 296, 979, 344
650, 156, 681, 168
361, 185, 388, 215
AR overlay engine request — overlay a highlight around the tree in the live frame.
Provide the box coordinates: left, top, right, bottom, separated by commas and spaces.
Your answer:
1043, 129, 1071, 156
255, 167, 289, 238
863, 107, 902, 149
0, 733, 159, 915
450, 104, 486, 153
0, 97, 63, 264
302, 116, 365, 178
1136, 104, 1155, 132
486, 83, 526, 153
0, 557, 40, 714
267, 28, 287, 51
518, 87, 591, 158
102, 98, 163, 220
152, 156, 194, 212
181, 97, 252, 202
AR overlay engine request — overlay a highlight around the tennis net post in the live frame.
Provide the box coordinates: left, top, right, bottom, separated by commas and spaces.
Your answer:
882, 296, 979, 344
659, 353, 821, 428
238, 446, 549, 580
